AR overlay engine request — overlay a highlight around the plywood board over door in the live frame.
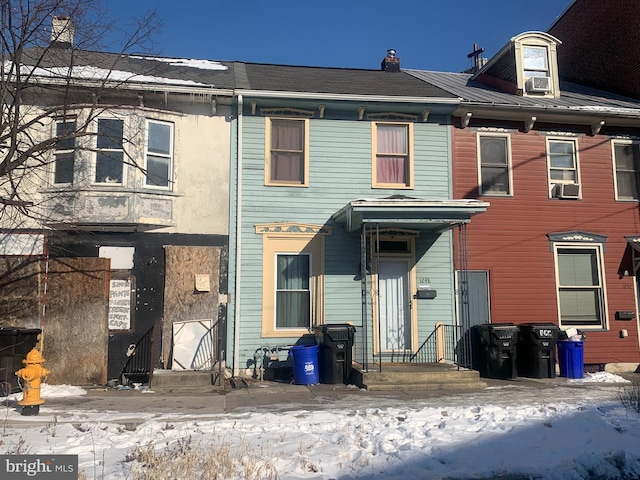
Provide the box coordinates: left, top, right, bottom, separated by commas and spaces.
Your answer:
163, 246, 221, 368
44, 258, 110, 385
0, 256, 41, 326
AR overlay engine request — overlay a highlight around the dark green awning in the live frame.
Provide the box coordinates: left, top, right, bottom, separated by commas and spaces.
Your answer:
332, 197, 489, 233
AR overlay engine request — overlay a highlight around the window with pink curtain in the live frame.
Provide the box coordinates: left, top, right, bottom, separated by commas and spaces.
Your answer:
376, 124, 408, 185
270, 119, 304, 183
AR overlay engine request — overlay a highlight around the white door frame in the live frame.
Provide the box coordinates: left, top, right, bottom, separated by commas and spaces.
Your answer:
373, 256, 417, 355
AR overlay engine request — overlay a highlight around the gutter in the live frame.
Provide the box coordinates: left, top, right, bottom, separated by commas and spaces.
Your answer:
232, 94, 243, 377
235, 89, 461, 104
455, 104, 640, 128
458, 102, 640, 118
30, 76, 234, 96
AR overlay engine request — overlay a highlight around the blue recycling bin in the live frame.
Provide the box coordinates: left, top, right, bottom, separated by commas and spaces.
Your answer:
289, 344, 319, 385
557, 340, 584, 379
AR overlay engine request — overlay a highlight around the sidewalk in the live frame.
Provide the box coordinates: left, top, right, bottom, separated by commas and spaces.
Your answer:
2, 372, 636, 429
1, 373, 637, 480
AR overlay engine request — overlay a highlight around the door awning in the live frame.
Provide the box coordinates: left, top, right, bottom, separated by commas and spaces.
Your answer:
331, 196, 490, 233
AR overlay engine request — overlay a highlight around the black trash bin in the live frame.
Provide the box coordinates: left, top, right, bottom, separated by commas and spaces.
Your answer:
0, 327, 41, 396
313, 324, 356, 384
471, 323, 519, 379
517, 323, 559, 378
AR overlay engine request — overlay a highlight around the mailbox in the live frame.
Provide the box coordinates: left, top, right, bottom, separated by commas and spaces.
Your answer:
415, 286, 437, 299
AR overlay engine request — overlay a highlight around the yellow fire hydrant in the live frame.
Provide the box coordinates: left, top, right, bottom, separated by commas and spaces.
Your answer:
15, 348, 51, 416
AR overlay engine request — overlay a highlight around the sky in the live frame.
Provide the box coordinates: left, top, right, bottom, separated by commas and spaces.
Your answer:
100, 0, 575, 73
1, 372, 640, 479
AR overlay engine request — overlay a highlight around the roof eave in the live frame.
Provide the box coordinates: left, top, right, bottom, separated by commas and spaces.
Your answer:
29, 75, 234, 96
454, 103, 640, 128
235, 89, 461, 104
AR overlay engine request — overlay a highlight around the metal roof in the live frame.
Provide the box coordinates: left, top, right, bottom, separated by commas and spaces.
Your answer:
405, 69, 640, 116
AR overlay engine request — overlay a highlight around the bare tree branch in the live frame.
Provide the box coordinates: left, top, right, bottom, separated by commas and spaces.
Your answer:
0, 0, 162, 227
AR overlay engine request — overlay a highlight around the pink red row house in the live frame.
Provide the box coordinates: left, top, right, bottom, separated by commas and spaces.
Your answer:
408, 31, 640, 369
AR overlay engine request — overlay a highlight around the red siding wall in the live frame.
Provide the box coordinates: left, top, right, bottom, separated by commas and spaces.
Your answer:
453, 123, 640, 365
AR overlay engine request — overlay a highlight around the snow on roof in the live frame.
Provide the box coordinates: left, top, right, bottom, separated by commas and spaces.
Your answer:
13, 63, 210, 86
567, 104, 640, 115
129, 56, 228, 71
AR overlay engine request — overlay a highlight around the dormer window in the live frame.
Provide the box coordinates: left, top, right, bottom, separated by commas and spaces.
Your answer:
517, 33, 560, 97
470, 32, 561, 99
523, 46, 549, 78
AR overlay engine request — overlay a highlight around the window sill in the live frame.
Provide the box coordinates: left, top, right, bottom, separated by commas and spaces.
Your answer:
265, 183, 309, 188
559, 326, 606, 332
261, 328, 311, 339
372, 184, 414, 190
40, 185, 179, 196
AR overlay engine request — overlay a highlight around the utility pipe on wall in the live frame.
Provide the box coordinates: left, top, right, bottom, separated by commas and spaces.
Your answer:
232, 95, 243, 377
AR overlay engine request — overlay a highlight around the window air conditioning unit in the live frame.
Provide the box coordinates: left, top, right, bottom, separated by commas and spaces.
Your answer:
526, 76, 551, 93
555, 183, 581, 199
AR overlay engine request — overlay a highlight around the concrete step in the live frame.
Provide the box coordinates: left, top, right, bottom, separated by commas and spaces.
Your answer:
149, 370, 222, 392
353, 364, 488, 392
363, 380, 488, 392
359, 369, 481, 384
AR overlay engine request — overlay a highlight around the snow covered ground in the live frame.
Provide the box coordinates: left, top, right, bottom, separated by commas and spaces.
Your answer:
1, 372, 639, 479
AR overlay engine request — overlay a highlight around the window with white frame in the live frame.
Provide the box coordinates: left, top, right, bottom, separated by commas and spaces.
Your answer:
372, 122, 413, 188
548, 139, 579, 194
478, 134, 511, 195
612, 141, 640, 200
551, 237, 608, 330
523, 46, 549, 78
53, 119, 76, 184
95, 118, 124, 184
145, 120, 173, 188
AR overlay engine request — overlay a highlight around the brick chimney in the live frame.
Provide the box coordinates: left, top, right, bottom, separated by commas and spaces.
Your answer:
51, 16, 74, 47
381, 49, 400, 72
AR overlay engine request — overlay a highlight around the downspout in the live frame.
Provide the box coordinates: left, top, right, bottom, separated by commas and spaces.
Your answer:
233, 94, 243, 377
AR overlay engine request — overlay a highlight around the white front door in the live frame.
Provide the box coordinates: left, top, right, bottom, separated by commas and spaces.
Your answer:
378, 259, 411, 352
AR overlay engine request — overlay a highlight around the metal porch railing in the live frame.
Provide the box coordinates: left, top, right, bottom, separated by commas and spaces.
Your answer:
120, 318, 162, 385
410, 323, 472, 368
357, 223, 473, 372
120, 317, 225, 386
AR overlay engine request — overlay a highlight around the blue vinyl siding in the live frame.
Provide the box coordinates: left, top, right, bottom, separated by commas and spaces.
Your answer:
230, 110, 455, 368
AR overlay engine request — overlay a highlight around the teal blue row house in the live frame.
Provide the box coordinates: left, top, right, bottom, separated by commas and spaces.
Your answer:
227, 52, 488, 376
